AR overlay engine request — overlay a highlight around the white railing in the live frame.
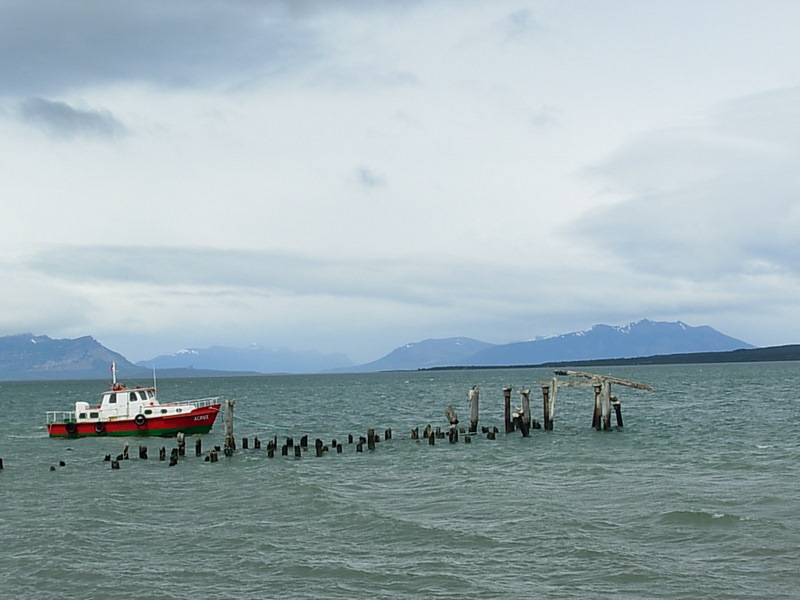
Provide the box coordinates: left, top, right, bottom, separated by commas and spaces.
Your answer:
46, 411, 75, 424
160, 397, 221, 408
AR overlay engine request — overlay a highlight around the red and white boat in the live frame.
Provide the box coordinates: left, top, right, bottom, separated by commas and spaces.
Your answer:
46, 363, 222, 438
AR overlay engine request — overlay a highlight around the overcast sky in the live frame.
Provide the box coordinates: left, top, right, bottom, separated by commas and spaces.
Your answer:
2, 0, 800, 363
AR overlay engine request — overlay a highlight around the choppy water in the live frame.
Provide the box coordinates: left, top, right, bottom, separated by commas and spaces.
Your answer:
1, 363, 799, 599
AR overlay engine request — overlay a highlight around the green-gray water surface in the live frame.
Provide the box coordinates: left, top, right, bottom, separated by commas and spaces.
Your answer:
1, 362, 798, 599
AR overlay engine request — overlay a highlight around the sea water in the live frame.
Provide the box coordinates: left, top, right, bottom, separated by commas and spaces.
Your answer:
1, 363, 798, 599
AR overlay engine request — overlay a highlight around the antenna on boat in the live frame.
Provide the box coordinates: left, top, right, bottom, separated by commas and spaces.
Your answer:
111, 361, 117, 386
152, 364, 158, 393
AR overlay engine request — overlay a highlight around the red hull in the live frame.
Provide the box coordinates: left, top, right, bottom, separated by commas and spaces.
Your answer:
47, 404, 221, 438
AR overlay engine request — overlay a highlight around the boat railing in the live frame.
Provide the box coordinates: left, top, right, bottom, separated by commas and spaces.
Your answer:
161, 397, 222, 409
46, 411, 76, 424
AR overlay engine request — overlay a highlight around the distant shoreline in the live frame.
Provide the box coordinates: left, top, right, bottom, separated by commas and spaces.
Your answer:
420, 344, 800, 371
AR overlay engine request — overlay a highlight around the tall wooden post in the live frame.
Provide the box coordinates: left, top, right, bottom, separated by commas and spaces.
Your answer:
541, 383, 550, 430
601, 381, 612, 430
518, 389, 531, 437
503, 386, 514, 433
224, 398, 235, 456
592, 384, 602, 430
468, 385, 479, 434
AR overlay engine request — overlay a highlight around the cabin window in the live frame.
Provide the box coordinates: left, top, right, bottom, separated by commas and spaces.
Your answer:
176, 408, 182, 413
108, 394, 117, 404
144, 409, 152, 415
78, 413, 86, 419
130, 392, 138, 402
147, 390, 155, 400
89, 412, 99, 419
161, 409, 167, 414
138, 391, 147, 401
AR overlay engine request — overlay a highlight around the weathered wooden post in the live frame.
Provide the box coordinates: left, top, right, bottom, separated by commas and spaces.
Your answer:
611, 395, 623, 427
195, 437, 202, 456
295, 445, 302, 458
177, 432, 186, 456
367, 428, 376, 451
541, 383, 553, 430
514, 389, 531, 437
601, 381, 612, 430
411, 427, 419, 440
241, 437, 249, 450
139, 445, 148, 460
503, 386, 514, 433
468, 385, 479, 434
122, 442, 130, 460
592, 384, 602, 430
224, 399, 235, 456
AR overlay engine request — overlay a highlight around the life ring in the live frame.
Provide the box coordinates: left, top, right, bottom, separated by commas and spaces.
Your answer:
65, 422, 78, 435
94, 422, 106, 434
134, 414, 146, 427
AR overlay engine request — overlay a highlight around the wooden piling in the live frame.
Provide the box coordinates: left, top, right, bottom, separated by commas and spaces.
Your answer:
122, 442, 129, 460
177, 432, 186, 456
503, 386, 514, 433
295, 445, 302, 458
254, 437, 261, 449
541, 383, 553, 430
518, 389, 531, 437
159, 447, 166, 461
592, 383, 602, 430
601, 381, 612, 431
111, 460, 120, 469
612, 396, 624, 427
468, 385, 479, 433
224, 399, 235, 456
195, 438, 202, 456
367, 428, 376, 451
242, 437, 249, 450
139, 445, 148, 460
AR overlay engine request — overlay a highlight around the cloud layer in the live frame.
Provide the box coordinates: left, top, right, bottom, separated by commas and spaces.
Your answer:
2, 0, 800, 362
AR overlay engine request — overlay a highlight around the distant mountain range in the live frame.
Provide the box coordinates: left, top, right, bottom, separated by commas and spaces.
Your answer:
137, 345, 353, 373
0, 320, 766, 380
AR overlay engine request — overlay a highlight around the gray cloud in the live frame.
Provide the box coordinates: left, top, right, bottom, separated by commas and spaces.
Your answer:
572, 87, 800, 281
18, 97, 126, 139
356, 167, 387, 189
0, 0, 324, 96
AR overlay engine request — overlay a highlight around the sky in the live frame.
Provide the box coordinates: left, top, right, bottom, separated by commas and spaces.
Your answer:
2, 0, 800, 364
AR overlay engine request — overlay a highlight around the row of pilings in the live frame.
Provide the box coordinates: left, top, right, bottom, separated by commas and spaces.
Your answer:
16, 372, 652, 472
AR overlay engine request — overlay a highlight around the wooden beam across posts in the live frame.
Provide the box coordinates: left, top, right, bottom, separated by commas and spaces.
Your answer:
552, 370, 655, 391
550, 370, 652, 430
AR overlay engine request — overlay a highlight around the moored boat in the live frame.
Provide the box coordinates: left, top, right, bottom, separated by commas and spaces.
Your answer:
46, 363, 222, 438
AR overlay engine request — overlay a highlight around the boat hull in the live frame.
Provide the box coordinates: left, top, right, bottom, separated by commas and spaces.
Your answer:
47, 404, 221, 438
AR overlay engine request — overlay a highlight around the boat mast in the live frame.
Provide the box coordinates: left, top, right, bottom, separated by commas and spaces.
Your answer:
111, 361, 117, 386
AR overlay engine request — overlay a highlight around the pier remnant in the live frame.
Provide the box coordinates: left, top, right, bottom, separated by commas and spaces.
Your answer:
224, 399, 235, 456
468, 385, 479, 433
503, 386, 514, 433
548, 370, 653, 431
